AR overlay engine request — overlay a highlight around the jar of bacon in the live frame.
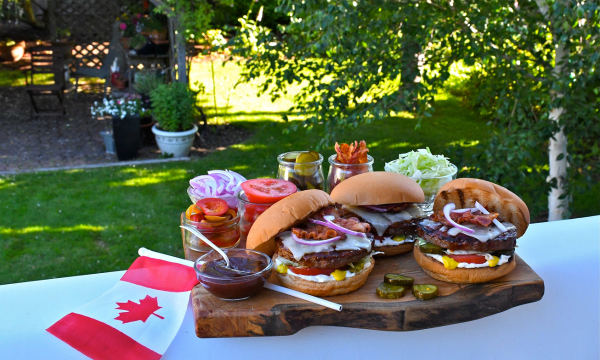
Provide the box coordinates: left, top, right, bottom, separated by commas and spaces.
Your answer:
327, 154, 374, 193
326, 141, 373, 193
181, 198, 241, 262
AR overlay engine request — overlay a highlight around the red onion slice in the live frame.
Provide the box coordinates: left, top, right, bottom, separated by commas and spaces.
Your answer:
443, 203, 475, 234
308, 218, 367, 237
451, 207, 477, 214
190, 170, 247, 197
291, 232, 341, 246
363, 205, 388, 212
474, 201, 508, 232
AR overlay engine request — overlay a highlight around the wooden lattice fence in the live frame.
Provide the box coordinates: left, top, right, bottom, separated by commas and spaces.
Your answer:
55, 0, 134, 70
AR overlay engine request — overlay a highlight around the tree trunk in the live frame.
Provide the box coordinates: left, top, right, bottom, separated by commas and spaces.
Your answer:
175, 16, 187, 84
547, 43, 569, 221
536, 0, 569, 221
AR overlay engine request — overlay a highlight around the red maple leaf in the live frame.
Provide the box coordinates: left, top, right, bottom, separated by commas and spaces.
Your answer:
115, 295, 164, 324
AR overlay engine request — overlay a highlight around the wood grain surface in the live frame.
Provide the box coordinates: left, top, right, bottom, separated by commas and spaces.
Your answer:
192, 252, 544, 338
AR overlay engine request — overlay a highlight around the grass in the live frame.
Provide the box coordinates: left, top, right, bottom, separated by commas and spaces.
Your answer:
0, 60, 597, 285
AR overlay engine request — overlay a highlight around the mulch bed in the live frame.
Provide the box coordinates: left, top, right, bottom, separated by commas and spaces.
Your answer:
0, 86, 252, 173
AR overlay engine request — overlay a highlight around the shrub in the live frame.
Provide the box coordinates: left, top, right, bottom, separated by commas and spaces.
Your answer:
150, 83, 197, 132
134, 71, 164, 96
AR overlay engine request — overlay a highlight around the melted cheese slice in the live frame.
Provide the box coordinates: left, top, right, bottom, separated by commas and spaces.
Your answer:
343, 204, 425, 236
279, 232, 372, 261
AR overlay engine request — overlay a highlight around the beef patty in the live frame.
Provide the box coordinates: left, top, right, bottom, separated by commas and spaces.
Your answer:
275, 237, 369, 269
417, 223, 517, 252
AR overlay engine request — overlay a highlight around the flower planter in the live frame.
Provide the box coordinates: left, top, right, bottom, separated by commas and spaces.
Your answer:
140, 116, 157, 145
100, 130, 116, 154
113, 115, 140, 160
152, 124, 197, 158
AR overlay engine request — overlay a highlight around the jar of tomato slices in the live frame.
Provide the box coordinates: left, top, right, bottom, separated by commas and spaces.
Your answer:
237, 191, 276, 246
181, 214, 240, 262
237, 179, 297, 246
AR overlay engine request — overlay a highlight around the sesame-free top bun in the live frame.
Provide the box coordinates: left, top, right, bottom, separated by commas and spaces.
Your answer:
246, 189, 334, 256
330, 171, 424, 205
433, 178, 530, 237
414, 246, 516, 284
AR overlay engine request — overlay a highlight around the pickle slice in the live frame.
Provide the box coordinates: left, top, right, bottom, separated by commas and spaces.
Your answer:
283, 152, 302, 162
294, 152, 319, 176
412, 284, 438, 300
417, 238, 445, 255
376, 283, 405, 299
308, 151, 320, 161
384, 274, 414, 287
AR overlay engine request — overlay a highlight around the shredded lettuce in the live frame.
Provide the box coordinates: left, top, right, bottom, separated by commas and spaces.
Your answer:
384, 148, 456, 196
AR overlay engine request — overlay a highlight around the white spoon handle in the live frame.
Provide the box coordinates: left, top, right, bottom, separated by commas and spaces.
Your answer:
180, 225, 230, 267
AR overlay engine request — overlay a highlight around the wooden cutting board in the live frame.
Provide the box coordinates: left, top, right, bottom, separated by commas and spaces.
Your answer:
192, 252, 544, 338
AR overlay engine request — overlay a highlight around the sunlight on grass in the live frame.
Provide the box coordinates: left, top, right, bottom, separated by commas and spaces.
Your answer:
108, 169, 189, 187
0, 178, 16, 191
385, 142, 417, 149
190, 59, 299, 123
230, 143, 269, 151
448, 140, 481, 147
229, 165, 250, 172
0, 224, 106, 235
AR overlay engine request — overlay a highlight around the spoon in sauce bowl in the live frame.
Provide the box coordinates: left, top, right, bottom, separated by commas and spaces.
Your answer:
180, 225, 254, 275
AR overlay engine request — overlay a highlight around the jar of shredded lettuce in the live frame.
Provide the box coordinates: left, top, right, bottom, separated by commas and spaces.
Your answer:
384, 148, 457, 214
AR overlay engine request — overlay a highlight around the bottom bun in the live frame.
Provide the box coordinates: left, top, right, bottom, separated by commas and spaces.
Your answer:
373, 242, 414, 257
413, 246, 516, 284
273, 255, 375, 296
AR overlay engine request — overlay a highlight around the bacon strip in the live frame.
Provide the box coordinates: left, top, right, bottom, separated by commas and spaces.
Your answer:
335, 140, 369, 164
292, 225, 342, 240
430, 210, 499, 227
331, 217, 371, 233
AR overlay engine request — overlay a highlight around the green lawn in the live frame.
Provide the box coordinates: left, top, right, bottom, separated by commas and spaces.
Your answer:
0, 60, 596, 285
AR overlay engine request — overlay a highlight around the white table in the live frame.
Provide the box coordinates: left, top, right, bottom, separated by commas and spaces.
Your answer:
1, 216, 598, 359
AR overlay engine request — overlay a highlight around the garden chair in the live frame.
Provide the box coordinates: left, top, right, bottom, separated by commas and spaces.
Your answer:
24, 46, 66, 116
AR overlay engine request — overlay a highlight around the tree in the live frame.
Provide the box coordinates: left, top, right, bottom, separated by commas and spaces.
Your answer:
150, 0, 232, 83
231, 0, 600, 220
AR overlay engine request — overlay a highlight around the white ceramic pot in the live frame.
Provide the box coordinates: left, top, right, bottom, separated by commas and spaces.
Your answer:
152, 124, 197, 158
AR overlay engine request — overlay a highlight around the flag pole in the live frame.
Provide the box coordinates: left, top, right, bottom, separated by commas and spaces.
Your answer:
137, 248, 343, 311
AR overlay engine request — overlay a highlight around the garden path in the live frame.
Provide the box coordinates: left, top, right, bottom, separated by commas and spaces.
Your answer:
0, 87, 250, 173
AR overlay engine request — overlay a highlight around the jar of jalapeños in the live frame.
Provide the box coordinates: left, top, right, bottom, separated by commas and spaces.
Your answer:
277, 151, 325, 191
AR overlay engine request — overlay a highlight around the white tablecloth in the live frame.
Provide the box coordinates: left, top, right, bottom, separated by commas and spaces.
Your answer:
1, 216, 598, 359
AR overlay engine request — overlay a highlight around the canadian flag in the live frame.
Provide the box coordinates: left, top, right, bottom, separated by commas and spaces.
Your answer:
47, 250, 198, 360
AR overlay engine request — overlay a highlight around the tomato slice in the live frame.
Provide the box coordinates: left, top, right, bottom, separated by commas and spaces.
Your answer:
241, 179, 297, 204
189, 212, 205, 222
243, 203, 272, 222
447, 254, 487, 264
196, 198, 228, 216
288, 266, 335, 276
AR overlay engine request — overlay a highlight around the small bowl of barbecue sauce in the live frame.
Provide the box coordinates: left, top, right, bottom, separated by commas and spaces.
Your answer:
194, 249, 273, 300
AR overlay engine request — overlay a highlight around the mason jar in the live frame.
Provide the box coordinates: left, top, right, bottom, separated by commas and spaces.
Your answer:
180, 212, 240, 262
277, 151, 325, 191
326, 154, 374, 193
237, 190, 277, 247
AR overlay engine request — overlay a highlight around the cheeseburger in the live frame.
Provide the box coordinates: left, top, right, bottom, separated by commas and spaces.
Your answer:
330, 172, 426, 256
246, 190, 374, 296
414, 178, 530, 283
